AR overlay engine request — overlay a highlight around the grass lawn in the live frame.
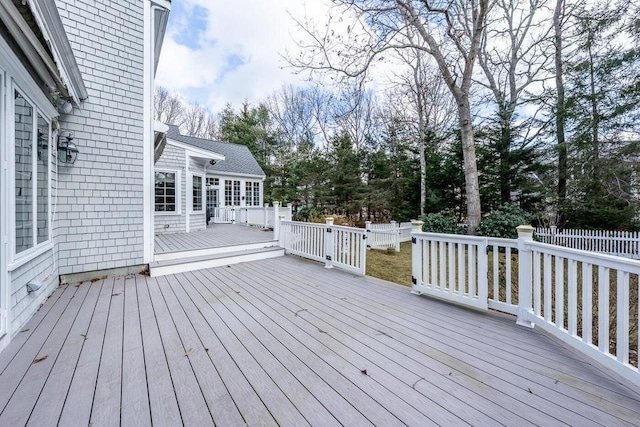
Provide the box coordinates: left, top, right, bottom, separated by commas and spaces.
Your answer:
366, 241, 413, 286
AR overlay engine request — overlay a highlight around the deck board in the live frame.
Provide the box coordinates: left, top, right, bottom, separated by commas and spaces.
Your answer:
1, 255, 638, 426
155, 224, 275, 254
253, 258, 638, 425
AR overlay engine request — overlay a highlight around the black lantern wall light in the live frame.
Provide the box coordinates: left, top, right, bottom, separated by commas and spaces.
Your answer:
57, 131, 79, 164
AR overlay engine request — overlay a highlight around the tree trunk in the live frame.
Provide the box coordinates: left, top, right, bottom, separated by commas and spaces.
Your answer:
554, 0, 568, 221
458, 100, 482, 234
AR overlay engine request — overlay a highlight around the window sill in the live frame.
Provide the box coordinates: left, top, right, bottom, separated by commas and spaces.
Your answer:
8, 241, 54, 272
155, 211, 181, 216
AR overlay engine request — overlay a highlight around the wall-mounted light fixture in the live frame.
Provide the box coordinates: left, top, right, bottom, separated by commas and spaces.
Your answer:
209, 159, 218, 166
37, 129, 48, 161
57, 131, 79, 164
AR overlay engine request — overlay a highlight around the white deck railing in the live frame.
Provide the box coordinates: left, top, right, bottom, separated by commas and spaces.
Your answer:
213, 203, 293, 227
411, 224, 639, 384
536, 227, 640, 259
280, 219, 367, 275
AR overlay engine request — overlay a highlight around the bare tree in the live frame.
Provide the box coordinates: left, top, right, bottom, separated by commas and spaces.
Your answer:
154, 86, 185, 125
392, 47, 456, 215
182, 103, 208, 137
290, 0, 493, 233
477, 0, 553, 204
554, 0, 568, 220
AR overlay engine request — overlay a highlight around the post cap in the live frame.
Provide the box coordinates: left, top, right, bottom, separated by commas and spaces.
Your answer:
273, 201, 280, 207
516, 224, 535, 238
325, 216, 335, 225
410, 220, 424, 231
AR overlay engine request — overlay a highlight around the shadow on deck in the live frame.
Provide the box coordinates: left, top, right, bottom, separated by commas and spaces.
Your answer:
0, 256, 639, 426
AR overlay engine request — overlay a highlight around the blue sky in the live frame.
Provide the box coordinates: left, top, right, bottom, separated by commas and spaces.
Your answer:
155, 0, 332, 114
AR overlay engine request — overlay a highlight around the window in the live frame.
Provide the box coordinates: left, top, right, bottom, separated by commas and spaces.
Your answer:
14, 90, 50, 255
155, 171, 177, 212
245, 181, 261, 206
192, 175, 203, 211
206, 177, 218, 211
253, 182, 260, 206
224, 179, 241, 206
245, 182, 253, 206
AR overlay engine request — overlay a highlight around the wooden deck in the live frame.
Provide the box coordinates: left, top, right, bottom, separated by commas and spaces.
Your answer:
155, 224, 275, 254
1, 256, 639, 426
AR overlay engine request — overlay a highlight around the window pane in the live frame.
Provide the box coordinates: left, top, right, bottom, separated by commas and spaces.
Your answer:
192, 175, 202, 211
37, 114, 49, 244
154, 171, 177, 212
15, 91, 33, 254
225, 180, 232, 206
254, 182, 260, 206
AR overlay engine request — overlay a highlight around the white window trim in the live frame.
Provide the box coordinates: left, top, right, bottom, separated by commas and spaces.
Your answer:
189, 172, 205, 214
154, 168, 181, 216
9, 83, 53, 269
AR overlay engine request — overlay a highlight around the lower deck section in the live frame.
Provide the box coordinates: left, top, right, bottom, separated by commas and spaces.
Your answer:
0, 256, 638, 426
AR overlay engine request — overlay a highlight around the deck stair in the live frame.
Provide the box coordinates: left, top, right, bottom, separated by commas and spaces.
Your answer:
150, 242, 283, 276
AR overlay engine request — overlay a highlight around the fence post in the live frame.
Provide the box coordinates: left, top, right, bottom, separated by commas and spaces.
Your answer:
410, 220, 424, 295
325, 216, 335, 269
287, 203, 293, 221
365, 221, 372, 249
391, 220, 400, 252
231, 208, 236, 224
272, 201, 280, 240
550, 225, 557, 246
516, 225, 535, 328
263, 203, 269, 228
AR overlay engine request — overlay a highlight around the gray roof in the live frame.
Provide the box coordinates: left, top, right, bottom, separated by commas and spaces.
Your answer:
166, 125, 265, 177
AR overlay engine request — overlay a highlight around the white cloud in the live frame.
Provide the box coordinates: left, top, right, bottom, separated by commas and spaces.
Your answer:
156, 0, 334, 113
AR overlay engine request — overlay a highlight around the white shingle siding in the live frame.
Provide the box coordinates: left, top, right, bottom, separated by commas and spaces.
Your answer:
154, 144, 186, 233
55, 0, 146, 274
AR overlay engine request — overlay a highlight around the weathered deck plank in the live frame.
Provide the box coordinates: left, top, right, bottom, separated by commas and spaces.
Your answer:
25, 280, 103, 426
57, 278, 115, 426
90, 276, 126, 427
136, 274, 183, 427
0, 255, 638, 426
121, 275, 152, 427
156, 274, 245, 427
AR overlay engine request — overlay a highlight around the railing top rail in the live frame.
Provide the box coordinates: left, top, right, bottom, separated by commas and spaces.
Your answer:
412, 231, 487, 244
280, 220, 324, 228
486, 237, 518, 247
331, 224, 366, 234
529, 240, 640, 271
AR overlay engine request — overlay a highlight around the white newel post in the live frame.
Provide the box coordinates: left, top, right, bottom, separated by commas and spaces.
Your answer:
287, 203, 293, 221
263, 203, 269, 228
325, 217, 335, 269
410, 220, 424, 294
516, 225, 535, 328
365, 221, 372, 250
272, 201, 280, 240
278, 215, 286, 247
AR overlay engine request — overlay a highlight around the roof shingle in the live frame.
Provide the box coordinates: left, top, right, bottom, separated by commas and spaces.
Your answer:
166, 125, 265, 177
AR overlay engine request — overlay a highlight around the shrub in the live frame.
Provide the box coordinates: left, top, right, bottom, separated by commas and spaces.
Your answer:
476, 204, 531, 239
421, 211, 464, 235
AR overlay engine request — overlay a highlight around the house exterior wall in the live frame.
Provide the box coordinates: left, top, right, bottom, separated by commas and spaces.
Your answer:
154, 144, 186, 233
54, 0, 146, 274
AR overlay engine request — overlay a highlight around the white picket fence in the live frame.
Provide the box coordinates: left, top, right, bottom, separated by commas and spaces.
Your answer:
366, 221, 413, 251
280, 219, 367, 275
536, 227, 640, 259
411, 225, 639, 384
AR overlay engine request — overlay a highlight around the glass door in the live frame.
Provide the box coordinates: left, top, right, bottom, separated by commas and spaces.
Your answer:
206, 177, 219, 224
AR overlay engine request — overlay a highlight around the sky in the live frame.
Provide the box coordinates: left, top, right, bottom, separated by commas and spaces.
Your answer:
156, 0, 333, 114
